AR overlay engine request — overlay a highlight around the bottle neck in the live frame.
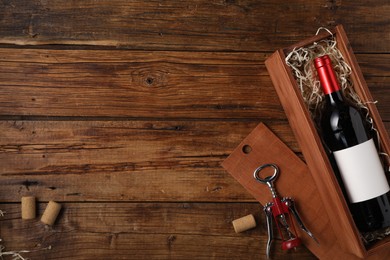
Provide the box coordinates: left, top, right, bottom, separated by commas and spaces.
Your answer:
325, 90, 345, 105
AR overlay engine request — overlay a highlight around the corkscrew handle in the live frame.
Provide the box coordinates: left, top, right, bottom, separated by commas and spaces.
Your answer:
253, 163, 279, 198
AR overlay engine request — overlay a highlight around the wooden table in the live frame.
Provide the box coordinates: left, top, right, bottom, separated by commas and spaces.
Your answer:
0, 1, 388, 259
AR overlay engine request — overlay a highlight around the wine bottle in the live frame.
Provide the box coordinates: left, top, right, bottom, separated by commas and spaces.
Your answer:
314, 55, 390, 232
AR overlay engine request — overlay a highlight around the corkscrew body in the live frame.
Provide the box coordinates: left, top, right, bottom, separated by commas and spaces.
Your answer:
253, 164, 319, 259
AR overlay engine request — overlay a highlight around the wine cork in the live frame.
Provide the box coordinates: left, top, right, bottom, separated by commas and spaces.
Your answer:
232, 214, 257, 233
21, 196, 36, 220
41, 201, 62, 226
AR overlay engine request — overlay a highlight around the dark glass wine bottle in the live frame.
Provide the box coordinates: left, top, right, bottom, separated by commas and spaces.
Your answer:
314, 55, 390, 232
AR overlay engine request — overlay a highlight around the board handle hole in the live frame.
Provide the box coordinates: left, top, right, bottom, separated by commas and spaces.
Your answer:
242, 145, 252, 154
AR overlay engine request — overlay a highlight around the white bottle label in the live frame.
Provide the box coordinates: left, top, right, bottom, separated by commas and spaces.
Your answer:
333, 139, 390, 203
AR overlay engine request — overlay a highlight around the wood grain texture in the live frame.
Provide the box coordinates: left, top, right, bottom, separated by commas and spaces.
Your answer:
0, 1, 388, 259
0, 120, 388, 203
0, 0, 388, 53
0, 202, 316, 260
0, 49, 388, 119
0, 120, 299, 203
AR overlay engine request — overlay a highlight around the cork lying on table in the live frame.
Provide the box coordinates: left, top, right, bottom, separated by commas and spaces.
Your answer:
21, 196, 36, 220
232, 214, 257, 233
41, 201, 62, 226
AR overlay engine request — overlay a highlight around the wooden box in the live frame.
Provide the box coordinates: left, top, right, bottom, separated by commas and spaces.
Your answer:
265, 25, 390, 258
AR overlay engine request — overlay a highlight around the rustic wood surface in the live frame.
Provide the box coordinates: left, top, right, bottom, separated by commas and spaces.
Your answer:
0, 1, 389, 259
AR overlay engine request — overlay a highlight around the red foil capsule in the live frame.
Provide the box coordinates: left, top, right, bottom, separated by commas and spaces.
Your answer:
314, 55, 341, 95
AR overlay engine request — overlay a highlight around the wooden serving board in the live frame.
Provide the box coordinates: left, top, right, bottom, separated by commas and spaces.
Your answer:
222, 122, 384, 259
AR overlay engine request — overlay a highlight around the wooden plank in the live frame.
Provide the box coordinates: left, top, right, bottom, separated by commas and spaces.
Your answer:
357, 55, 390, 76
0, 1, 388, 53
0, 120, 299, 202
0, 120, 388, 203
0, 49, 388, 119
0, 49, 281, 119
0, 202, 315, 259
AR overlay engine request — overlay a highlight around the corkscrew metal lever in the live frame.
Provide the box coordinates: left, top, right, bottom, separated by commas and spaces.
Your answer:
254, 163, 319, 259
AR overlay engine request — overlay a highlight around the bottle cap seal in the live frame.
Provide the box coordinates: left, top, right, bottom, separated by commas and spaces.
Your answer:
314, 55, 340, 94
